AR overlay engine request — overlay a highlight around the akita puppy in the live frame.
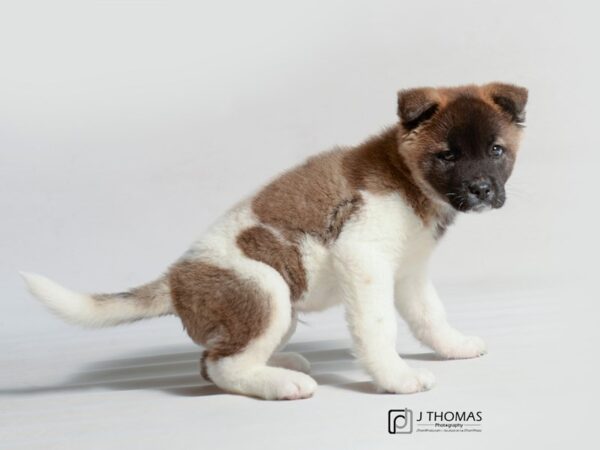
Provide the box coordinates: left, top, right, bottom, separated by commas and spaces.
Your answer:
22, 82, 527, 400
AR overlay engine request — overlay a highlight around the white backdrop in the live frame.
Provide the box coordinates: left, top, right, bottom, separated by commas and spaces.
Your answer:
1, 1, 598, 449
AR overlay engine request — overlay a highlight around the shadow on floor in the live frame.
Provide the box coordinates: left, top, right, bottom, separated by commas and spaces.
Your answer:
0, 339, 441, 399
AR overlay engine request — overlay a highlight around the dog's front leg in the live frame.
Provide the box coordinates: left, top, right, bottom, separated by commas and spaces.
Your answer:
395, 273, 487, 359
333, 246, 435, 394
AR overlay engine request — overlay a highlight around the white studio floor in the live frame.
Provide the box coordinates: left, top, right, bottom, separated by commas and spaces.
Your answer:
0, 279, 596, 449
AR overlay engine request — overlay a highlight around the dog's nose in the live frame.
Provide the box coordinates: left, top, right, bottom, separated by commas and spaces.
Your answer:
468, 179, 493, 201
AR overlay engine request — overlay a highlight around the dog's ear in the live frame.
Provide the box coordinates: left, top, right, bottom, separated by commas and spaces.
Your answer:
397, 87, 441, 130
484, 83, 528, 124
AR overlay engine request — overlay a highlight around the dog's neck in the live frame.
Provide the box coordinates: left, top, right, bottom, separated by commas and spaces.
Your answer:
344, 125, 456, 233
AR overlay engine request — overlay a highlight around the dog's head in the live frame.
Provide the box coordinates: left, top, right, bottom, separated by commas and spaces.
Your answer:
397, 83, 528, 212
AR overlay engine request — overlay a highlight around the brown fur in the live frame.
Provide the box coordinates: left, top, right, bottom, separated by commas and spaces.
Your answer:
342, 126, 437, 223
252, 150, 361, 244
237, 226, 307, 301
168, 260, 271, 362
94, 277, 172, 317
251, 124, 444, 239
94, 277, 169, 302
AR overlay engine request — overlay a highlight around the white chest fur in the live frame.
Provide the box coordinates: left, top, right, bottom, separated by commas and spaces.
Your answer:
295, 191, 437, 312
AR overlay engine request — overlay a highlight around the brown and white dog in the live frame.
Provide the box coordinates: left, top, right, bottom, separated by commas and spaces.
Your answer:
22, 82, 528, 400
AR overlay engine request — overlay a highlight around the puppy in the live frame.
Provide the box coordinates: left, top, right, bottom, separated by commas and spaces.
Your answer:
22, 82, 528, 400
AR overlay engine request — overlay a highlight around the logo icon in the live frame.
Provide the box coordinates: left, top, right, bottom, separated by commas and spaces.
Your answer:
388, 409, 413, 434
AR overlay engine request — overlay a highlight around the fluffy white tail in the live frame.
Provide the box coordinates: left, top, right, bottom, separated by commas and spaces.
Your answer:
20, 272, 174, 327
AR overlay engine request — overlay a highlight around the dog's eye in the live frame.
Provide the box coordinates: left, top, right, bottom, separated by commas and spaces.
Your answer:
436, 150, 458, 162
491, 144, 505, 157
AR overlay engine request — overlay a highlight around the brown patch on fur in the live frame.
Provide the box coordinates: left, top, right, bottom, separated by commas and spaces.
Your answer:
93, 277, 173, 317
343, 127, 437, 223
253, 125, 436, 235
168, 260, 271, 361
253, 124, 441, 234
94, 277, 169, 303
237, 226, 307, 301
326, 196, 363, 241
252, 151, 363, 244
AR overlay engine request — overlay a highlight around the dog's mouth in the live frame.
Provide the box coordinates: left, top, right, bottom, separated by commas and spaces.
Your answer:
447, 191, 506, 212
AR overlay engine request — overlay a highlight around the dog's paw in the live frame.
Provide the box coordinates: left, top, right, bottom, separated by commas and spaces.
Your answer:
376, 368, 436, 394
269, 370, 317, 400
268, 352, 311, 374
438, 335, 487, 359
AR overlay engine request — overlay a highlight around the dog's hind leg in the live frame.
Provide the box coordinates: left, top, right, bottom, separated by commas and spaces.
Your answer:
267, 312, 311, 374
169, 260, 316, 400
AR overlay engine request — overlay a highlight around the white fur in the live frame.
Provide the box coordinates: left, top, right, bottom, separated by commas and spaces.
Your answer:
327, 192, 438, 393
294, 234, 339, 312
20, 272, 101, 326
20, 272, 172, 327
392, 223, 487, 359
395, 277, 487, 359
